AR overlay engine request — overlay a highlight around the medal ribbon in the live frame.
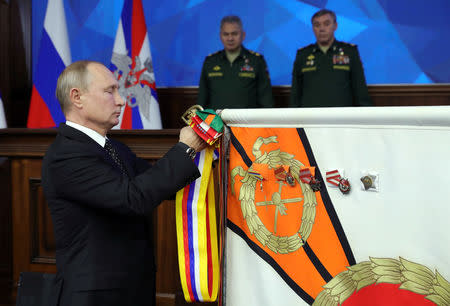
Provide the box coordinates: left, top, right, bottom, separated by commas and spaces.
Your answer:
326, 170, 341, 187
176, 147, 220, 302
299, 168, 312, 183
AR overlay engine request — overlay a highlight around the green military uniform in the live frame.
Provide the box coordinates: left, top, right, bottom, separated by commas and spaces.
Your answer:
290, 40, 372, 107
197, 47, 274, 109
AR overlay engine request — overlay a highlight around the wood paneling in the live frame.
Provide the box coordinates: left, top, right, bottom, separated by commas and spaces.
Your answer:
0, 158, 12, 305
29, 178, 55, 265
368, 84, 450, 106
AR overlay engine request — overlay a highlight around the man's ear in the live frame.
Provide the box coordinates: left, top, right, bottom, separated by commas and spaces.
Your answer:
242, 31, 246, 42
69, 88, 83, 109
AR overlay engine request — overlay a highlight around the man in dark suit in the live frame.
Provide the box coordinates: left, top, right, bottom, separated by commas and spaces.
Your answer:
41, 60, 205, 306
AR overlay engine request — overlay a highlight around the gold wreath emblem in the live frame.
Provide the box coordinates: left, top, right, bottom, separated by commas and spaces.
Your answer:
313, 257, 450, 306
231, 136, 318, 254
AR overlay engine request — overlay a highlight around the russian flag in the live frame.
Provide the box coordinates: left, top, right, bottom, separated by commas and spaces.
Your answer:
0, 91, 6, 128
27, 0, 71, 128
110, 0, 162, 129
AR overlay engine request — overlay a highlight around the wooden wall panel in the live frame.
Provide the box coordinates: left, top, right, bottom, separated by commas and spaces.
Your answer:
0, 158, 12, 305
29, 178, 55, 265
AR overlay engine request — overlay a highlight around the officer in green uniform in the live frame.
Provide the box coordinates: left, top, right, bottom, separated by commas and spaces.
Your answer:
290, 9, 372, 107
197, 16, 274, 110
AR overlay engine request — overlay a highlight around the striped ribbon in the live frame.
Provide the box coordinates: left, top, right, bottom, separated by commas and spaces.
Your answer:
326, 170, 341, 187
176, 147, 220, 302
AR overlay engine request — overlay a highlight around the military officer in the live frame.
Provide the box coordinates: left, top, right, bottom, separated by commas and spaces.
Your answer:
290, 9, 372, 107
197, 15, 274, 110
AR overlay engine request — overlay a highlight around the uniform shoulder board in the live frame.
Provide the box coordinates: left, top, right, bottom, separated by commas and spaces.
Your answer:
298, 43, 314, 52
207, 50, 220, 57
248, 50, 261, 56
341, 41, 357, 48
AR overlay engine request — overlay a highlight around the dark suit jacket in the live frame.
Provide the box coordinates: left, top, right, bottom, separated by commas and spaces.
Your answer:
41, 123, 200, 305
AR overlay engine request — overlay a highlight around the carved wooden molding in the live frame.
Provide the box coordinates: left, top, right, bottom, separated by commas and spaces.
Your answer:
29, 178, 55, 264
0, 129, 180, 158
156, 84, 450, 97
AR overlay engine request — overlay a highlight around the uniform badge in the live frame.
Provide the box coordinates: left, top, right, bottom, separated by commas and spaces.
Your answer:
333, 55, 350, 65
213, 65, 221, 71
241, 64, 254, 72
306, 54, 315, 66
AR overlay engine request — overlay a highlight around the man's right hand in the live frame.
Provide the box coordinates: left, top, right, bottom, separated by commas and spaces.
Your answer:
179, 126, 207, 152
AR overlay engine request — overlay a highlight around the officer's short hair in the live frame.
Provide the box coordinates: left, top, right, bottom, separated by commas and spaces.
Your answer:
311, 9, 337, 24
56, 60, 96, 114
220, 15, 243, 30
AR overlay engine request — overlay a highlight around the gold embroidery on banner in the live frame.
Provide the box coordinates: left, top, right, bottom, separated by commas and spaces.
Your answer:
333, 65, 350, 71
302, 67, 317, 73
231, 136, 318, 254
313, 257, 450, 306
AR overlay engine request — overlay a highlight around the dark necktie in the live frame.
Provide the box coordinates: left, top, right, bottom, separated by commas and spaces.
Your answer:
104, 139, 129, 176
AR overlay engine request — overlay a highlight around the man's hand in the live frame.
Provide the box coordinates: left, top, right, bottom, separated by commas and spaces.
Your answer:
179, 126, 207, 152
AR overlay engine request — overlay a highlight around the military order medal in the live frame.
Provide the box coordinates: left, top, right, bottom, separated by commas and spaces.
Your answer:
274, 166, 296, 187
299, 168, 320, 191
326, 169, 350, 194
360, 171, 380, 192
360, 175, 373, 190
338, 178, 351, 194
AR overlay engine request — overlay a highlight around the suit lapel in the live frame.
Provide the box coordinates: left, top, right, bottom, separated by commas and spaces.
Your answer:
58, 123, 129, 176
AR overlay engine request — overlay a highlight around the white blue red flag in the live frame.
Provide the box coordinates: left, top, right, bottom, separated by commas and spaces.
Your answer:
110, 0, 162, 129
0, 91, 6, 128
27, 0, 71, 128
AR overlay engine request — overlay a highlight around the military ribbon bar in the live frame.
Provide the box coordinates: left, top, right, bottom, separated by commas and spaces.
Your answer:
326, 170, 341, 187
299, 168, 312, 184
175, 147, 220, 302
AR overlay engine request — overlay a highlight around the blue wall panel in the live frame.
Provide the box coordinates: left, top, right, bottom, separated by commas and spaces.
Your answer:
32, 0, 450, 86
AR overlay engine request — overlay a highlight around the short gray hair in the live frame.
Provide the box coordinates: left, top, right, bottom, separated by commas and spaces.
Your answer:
220, 15, 243, 30
311, 9, 337, 24
55, 60, 96, 114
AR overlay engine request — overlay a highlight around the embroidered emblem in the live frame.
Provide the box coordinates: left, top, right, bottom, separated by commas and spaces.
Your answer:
230, 136, 318, 254
314, 257, 450, 305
